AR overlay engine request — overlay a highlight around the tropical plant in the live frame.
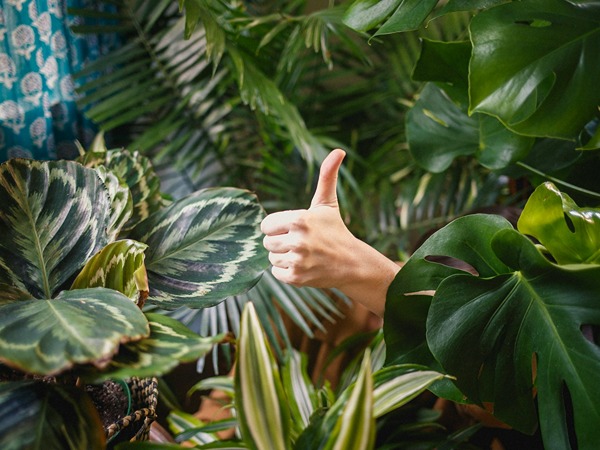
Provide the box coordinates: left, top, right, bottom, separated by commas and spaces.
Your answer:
117, 302, 460, 450
0, 136, 267, 448
337, 0, 600, 448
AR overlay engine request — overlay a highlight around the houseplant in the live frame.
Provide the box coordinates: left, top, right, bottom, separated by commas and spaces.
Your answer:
0, 136, 268, 448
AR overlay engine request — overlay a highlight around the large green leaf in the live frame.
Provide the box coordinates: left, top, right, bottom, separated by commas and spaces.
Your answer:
517, 182, 600, 264
0, 159, 111, 299
71, 240, 148, 303
373, 0, 439, 35
469, 0, 600, 139
426, 223, 600, 448
130, 188, 268, 309
83, 313, 222, 381
235, 302, 290, 450
343, 0, 402, 33
0, 381, 105, 450
0, 288, 149, 375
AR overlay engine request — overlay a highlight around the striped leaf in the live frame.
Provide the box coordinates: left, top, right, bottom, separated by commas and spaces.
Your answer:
235, 302, 291, 450
94, 166, 133, 241
281, 351, 317, 439
71, 239, 149, 304
0, 159, 111, 300
0, 288, 149, 375
130, 188, 269, 309
167, 411, 218, 446
0, 381, 105, 450
323, 350, 375, 450
83, 313, 222, 382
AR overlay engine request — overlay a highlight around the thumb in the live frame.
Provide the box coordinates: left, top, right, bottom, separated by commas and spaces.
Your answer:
310, 149, 346, 208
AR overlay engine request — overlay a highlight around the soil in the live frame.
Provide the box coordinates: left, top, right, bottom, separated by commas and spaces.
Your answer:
85, 380, 129, 429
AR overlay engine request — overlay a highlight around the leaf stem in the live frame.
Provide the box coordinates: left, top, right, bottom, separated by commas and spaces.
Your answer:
516, 162, 600, 200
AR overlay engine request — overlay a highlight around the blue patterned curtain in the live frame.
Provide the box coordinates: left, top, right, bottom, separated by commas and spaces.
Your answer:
0, 0, 117, 161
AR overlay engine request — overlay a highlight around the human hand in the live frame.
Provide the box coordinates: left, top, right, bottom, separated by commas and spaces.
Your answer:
261, 149, 400, 317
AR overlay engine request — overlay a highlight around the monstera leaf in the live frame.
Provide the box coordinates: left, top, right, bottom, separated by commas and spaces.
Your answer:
0, 288, 149, 375
0, 381, 105, 450
83, 313, 223, 382
518, 182, 600, 264
469, 0, 600, 139
129, 187, 268, 309
71, 239, 149, 304
0, 159, 111, 300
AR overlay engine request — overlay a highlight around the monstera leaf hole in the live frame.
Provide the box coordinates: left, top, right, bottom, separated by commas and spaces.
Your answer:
424, 255, 479, 276
561, 382, 577, 450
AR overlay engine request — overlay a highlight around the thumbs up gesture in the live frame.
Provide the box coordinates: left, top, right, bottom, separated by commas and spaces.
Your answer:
261, 149, 400, 317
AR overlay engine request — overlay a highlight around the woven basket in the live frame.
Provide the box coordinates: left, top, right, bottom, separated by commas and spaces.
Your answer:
105, 377, 158, 447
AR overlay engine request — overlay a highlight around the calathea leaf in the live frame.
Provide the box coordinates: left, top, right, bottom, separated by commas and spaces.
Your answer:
426, 223, 600, 448
517, 182, 600, 264
0, 159, 111, 300
0, 288, 149, 375
71, 239, 149, 304
82, 313, 223, 382
469, 0, 600, 139
93, 165, 133, 241
130, 188, 268, 309
0, 381, 105, 450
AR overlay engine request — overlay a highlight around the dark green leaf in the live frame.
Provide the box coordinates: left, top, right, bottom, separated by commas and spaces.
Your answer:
130, 188, 268, 309
469, 0, 600, 139
0, 288, 149, 375
427, 227, 600, 447
0, 159, 110, 300
374, 0, 440, 35
412, 39, 471, 87
343, 0, 402, 32
0, 381, 105, 450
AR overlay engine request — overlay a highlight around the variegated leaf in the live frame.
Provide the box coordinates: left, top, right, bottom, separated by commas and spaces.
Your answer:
130, 188, 269, 309
94, 165, 133, 241
82, 313, 222, 382
0, 159, 111, 299
0, 381, 105, 450
324, 350, 375, 450
167, 411, 218, 446
0, 288, 149, 375
235, 302, 290, 450
71, 239, 148, 304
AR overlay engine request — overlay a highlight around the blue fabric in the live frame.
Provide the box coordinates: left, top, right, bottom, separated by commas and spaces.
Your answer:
0, 0, 116, 161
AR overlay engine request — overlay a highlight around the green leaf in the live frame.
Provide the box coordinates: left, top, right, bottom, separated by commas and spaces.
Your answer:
130, 188, 268, 309
84, 313, 221, 382
412, 39, 471, 87
517, 182, 600, 264
323, 350, 375, 450
0, 159, 111, 300
0, 288, 149, 375
167, 410, 218, 446
343, 0, 402, 32
579, 122, 600, 150
71, 240, 148, 304
235, 302, 290, 450
426, 224, 600, 447
432, 0, 507, 19
281, 351, 317, 439
374, 0, 439, 35
0, 381, 105, 450
469, 0, 600, 139
93, 166, 133, 241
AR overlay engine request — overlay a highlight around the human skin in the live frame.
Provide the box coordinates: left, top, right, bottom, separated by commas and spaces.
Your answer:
260, 149, 401, 318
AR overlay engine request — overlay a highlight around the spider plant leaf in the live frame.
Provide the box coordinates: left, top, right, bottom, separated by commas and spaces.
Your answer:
0, 288, 149, 375
469, 0, 600, 139
427, 225, 600, 446
71, 240, 148, 304
130, 188, 268, 309
0, 159, 111, 300
517, 182, 600, 264
235, 302, 290, 450
0, 381, 105, 450
82, 313, 222, 382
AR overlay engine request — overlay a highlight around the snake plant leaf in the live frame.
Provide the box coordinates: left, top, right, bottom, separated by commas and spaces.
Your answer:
0, 381, 105, 450
94, 166, 133, 241
71, 239, 148, 304
469, 0, 600, 139
0, 288, 149, 375
130, 187, 268, 309
235, 302, 290, 450
0, 159, 111, 300
83, 313, 223, 382
517, 182, 600, 265
384, 214, 513, 367
426, 224, 600, 446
